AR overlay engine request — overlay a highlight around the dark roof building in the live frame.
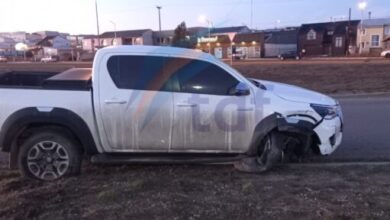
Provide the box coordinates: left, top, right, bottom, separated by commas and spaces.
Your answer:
264, 28, 299, 44
298, 20, 360, 56
233, 32, 264, 44
261, 28, 299, 57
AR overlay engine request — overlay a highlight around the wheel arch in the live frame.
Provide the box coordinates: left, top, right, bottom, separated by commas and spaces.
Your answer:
247, 113, 320, 156
0, 107, 99, 168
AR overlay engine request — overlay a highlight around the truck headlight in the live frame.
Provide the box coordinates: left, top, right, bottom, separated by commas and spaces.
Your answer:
310, 104, 339, 120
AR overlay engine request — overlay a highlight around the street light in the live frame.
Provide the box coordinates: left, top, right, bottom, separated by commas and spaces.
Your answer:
110, 20, 117, 45
156, 6, 162, 32
358, 1, 367, 54
95, 0, 100, 48
198, 15, 213, 53
15, 43, 28, 61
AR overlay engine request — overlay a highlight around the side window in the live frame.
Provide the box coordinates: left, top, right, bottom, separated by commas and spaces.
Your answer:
107, 55, 174, 91
165, 58, 239, 96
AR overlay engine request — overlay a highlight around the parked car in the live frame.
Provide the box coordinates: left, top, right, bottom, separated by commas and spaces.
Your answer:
0, 46, 343, 181
381, 50, 390, 58
279, 51, 301, 60
41, 56, 58, 63
0, 56, 7, 62
232, 48, 247, 60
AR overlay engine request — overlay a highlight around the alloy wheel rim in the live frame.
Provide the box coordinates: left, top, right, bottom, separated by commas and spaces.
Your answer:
27, 141, 70, 180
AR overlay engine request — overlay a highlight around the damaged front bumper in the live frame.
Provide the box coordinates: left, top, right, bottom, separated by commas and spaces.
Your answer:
314, 116, 343, 155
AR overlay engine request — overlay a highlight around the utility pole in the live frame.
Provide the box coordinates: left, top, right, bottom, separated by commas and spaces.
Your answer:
250, 0, 253, 29
95, 0, 101, 48
157, 6, 162, 32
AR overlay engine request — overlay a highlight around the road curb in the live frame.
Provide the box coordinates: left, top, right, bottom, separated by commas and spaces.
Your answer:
286, 161, 390, 168
332, 92, 390, 98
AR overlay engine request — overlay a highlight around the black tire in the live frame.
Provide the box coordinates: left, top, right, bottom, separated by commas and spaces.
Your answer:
386, 53, 390, 58
256, 132, 284, 171
18, 128, 82, 181
234, 132, 283, 173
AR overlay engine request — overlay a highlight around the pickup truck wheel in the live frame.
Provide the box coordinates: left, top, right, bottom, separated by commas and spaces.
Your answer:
234, 132, 283, 173
18, 130, 82, 181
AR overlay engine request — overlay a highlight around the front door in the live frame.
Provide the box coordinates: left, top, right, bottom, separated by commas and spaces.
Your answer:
164, 57, 255, 152
98, 55, 174, 151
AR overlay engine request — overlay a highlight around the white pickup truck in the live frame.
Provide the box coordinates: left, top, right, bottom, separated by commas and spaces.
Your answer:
0, 46, 343, 181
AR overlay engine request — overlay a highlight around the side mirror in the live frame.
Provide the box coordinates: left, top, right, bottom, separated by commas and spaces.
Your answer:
229, 82, 250, 96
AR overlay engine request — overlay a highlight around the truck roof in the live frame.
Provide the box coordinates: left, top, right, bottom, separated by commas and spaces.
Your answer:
96, 45, 217, 61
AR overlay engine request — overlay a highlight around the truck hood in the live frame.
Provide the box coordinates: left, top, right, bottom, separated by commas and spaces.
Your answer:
252, 79, 337, 105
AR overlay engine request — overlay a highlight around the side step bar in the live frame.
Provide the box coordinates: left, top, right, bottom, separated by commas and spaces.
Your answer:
91, 153, 247, 165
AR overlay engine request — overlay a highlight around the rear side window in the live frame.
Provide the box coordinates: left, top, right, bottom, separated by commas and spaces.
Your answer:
107, 55, 174, 91
165, 58, 239, 96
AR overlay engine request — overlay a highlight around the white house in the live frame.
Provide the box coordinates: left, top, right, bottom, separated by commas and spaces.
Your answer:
357, 18, 390, 55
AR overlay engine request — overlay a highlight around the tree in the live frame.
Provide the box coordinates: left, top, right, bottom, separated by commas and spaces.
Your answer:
172, 22, 196, 48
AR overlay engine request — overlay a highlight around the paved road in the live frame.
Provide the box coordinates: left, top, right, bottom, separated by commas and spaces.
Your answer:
327, 94, 390, 162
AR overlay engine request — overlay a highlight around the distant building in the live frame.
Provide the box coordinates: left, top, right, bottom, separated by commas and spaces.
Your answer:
0, 32, 27, 43
357, 18, 390, 55
33, 36, 72, 60
385, 24, 390, 50
298, 20, 360, 56
153, 27, 208, 46
81, 29, 153, 52
196, 25, 253, 59
100, 29, 153, 47
196, 32, 264, 59
263, 28, 299, 57
0, 37, 16, 54
33, 31, 68, 38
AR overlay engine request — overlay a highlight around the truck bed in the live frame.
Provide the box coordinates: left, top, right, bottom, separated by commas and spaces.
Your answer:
0, 68, 92, 90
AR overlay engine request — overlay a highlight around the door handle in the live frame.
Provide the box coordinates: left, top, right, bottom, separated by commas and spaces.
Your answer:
176, 103, 198, 107
104, 99, 127, 105
237, 108, 254, 112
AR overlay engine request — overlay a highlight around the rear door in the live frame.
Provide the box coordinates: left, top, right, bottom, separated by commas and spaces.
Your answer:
165, 58, 255, 152
97, 55, 174, 151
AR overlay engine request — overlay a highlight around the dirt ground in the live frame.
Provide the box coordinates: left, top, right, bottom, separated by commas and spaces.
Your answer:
1, 156, 390, 219
232, 60, 390, 95
1, 60, 390, 219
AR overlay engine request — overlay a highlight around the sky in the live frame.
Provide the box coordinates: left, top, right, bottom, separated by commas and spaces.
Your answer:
0, 0, 389, 35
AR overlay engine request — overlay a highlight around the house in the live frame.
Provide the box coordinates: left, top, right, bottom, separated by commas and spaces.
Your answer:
80, 35, 97, 52
0, 37, 16, 55
34, 36, 72, 60
233, 32, 264, 58
196, 32, 264, 59
33, 31, 64, 38
298, 20, 360, 56
195, 26, 252, 59
263, 28, 299, 57
99, 29, 153, 47
0, 32, 27, 43
357, 18, 390, 55
196, 35, 232, 58
385, 24, 390, 49
36, 36, 71, 49
153, 30, 174, 46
